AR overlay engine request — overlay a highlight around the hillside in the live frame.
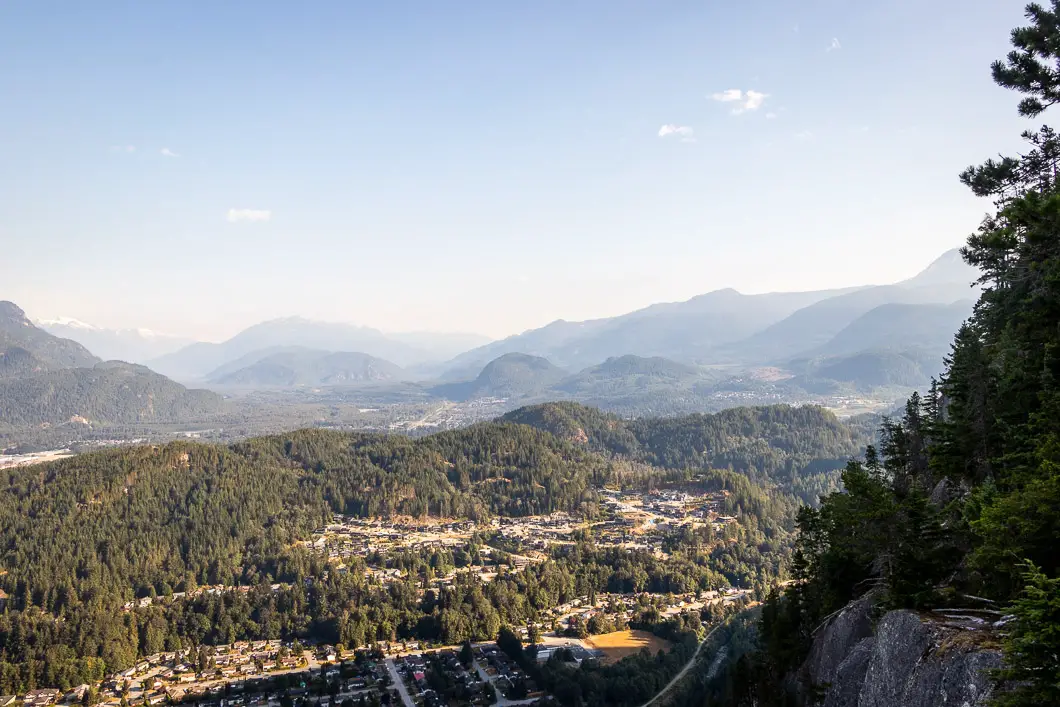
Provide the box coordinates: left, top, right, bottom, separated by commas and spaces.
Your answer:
433, 352, 568, 400
550, 355, 722, 416
807, 300, 974, 358
0, 402, 865, 601
788, 349, 944, 392
0, 401, 870, 690
503, 401, 868, 502
0, 302, 100, 369
207, 348, 406, 387
0, 361, 224, 426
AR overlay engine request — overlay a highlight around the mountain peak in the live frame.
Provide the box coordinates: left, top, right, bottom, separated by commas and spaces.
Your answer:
36, 316, 99, 331
0, 301, 29, 323
901, 248, 979, 288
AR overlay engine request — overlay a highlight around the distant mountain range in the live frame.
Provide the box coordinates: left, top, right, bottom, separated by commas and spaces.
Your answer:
37, 318, 193, 364
0, 247, 981, 431
0, 302, 222, 428
147, 317, 489, 380
441, 249, 979, 374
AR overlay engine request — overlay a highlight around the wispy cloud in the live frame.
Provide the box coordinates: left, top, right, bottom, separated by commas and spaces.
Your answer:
658, 124, 696, 142
227, 208, 272, 223
711, 89, 769, 114
160, 147, 180, 158
827, 37, 842, 52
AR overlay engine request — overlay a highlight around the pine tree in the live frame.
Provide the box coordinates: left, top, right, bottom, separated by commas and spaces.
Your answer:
993, 562, 1060, 707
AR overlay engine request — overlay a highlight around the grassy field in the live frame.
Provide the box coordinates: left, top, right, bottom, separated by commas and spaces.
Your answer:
585, 630, 673, 664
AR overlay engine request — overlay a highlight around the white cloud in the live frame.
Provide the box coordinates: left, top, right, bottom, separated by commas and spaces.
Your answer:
711, 89, 769, 114
711, 89, 743, 103
160, 147, 179, 158
827, 37, 841, 52
227, 208, 272, 223
658, 124, 695, 141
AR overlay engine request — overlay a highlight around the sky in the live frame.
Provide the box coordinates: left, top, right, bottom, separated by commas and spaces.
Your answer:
0, 0, 1036, 341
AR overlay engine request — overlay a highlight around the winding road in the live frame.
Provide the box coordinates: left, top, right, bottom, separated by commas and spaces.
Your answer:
638, 622, 726, 707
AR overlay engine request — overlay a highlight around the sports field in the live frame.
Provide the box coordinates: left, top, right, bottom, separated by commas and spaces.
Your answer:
585, 630, 673, 663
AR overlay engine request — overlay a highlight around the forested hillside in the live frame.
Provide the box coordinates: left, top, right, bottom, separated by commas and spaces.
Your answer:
704, 6, 1060, 705
0, 361, 224, 426
0, 404, 863, 692
503, 402, 866, 503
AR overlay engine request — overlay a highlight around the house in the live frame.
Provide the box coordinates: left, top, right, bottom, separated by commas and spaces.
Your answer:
24, 690, 61, 707
63, 686, 90, 703
0, 697, 17, 707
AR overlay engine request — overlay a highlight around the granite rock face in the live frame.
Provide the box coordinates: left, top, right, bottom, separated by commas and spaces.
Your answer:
803, 596, 874, 688
822, 638, 874, 707
803, 605, 1001, 707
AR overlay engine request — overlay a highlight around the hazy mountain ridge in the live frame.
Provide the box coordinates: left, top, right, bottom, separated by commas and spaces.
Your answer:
441, 249, 979, 375
440, 287, 857, 374
208, 349, 406, 387
148, 317, 487, 380
807, 300, 975, 359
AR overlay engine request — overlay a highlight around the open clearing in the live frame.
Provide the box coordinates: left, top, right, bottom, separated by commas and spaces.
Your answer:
586, 630, 672, 664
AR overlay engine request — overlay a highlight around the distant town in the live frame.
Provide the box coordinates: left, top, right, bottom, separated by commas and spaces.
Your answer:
0, 485, 755, 707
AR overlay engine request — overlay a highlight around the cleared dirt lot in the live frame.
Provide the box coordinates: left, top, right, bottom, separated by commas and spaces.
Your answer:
585, 630, 672, 664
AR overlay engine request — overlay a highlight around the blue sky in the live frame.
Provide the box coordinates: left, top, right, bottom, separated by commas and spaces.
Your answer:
0, 0, 1032, 340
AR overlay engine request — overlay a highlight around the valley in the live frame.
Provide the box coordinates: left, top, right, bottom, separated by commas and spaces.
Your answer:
8, 2, 1060, 706
0, 249, 974, 454
0, 401, 853, 703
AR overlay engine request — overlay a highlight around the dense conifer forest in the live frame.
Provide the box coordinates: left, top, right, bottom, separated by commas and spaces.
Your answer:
0, 404, 865, 693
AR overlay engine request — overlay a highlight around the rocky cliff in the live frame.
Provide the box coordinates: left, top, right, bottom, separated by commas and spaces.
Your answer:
799, 597, 1002, 707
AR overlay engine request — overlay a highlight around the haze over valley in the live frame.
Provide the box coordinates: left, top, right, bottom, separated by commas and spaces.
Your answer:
0, 247, 978, 452
5, 3, 1058, 707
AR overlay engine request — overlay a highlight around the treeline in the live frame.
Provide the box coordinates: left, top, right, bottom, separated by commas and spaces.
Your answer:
705, 6, 1060, 706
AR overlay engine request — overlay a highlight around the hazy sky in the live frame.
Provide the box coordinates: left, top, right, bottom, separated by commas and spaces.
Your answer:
0, 1, 1032, 341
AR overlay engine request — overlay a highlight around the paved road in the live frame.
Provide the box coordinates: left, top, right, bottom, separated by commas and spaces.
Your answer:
638, 622, 726, 707
470, 659, 537, 707
384, 659, 415, 707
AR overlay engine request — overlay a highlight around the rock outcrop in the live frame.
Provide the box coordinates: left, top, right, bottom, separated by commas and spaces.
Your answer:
801, 601, 1001, 707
